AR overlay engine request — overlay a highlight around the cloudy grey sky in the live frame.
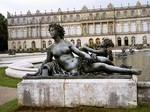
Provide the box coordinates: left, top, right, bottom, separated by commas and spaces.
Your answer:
0, 0, 148, 17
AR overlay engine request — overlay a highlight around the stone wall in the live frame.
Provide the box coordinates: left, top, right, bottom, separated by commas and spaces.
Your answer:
18, 78, 137, 108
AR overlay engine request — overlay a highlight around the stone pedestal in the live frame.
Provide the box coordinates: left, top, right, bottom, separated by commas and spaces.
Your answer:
18, 76, 137, 108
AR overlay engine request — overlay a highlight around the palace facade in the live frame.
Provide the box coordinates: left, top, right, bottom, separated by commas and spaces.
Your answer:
7, 1, 150, 51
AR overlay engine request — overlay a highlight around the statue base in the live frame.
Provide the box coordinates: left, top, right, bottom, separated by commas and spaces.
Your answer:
18, 75, 137, 108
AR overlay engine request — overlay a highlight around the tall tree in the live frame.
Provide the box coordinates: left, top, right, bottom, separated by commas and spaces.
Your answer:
0, 13, 8, 52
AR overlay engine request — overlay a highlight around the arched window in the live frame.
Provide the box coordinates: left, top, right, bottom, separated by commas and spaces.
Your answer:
12, 42, 16, 49
17, 18, 20, 24
11, 19, 14, 24
23, 18, 26, 24
48, 40, 52, 45
117, 37, 121, 46
42, 40, 46, 48
71, 39, 75, 44
77, 39, 81, 48
96, 13, 100, 19
31, 18, 35, 23
53, 16, 58, 22
70, 15, 74, 21
17, 41, 22, 49
41, 17, 45, 23
124, 37, 128, 46
89, 38, 94, 46
102, 12, 106, 19
23, 41, 27, 50
142, 9, 147, 16
116, 11, 121, 18
76, 15, 80, 21
96, 38, 100, 45
143, 35, 147, 44
47, 16, 51, 23
123, 11, 128, 17
31, 41, 36, 49
63, 15, 67, 22
131, 10, 135, 17
131, 36, 136, 46
89, 13, 93, 20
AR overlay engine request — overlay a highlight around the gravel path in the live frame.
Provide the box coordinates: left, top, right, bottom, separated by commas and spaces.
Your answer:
0, 86, 17, 105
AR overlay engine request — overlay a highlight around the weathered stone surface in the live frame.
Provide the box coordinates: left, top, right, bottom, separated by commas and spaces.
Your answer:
18, 78, 137, 108
138, 82, 150, 105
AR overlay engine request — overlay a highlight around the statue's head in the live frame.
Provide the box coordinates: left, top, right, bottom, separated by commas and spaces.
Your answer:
48, 23, 65, 39
99, 37, 114, 48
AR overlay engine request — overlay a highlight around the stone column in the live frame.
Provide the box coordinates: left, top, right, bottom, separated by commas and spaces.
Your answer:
101, 22, 103, 34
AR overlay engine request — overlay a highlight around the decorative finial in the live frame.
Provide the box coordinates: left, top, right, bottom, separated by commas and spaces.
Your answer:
128, 3, 130, 7
67, 8, 69, 11
147, 1, 149, 5
74, 7, 75, 11
93, 6, 95, 9
45, 10, 47, 13
121, 4, 122, 7
100, 5, 101, 8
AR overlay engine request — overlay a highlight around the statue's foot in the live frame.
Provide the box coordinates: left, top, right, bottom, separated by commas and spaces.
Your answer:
133, 69, 142, 75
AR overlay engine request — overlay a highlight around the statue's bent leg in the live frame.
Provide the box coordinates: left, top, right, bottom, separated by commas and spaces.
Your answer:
84, 63, 141, 75
96, 56, 114, 66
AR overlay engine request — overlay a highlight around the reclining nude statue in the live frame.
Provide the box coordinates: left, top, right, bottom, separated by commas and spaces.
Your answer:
24, 23, 141, 78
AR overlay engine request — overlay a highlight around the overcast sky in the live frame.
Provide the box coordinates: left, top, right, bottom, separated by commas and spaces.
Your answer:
0, 0, 148, 17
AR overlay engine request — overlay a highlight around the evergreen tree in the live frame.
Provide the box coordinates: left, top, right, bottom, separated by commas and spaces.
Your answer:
0, 13, 8, 52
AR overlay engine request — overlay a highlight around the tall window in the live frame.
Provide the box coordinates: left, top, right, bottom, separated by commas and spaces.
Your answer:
31, 28, 36, 37
12, 30, 16, 38
142, 9, 147, 16
41, 27, 46, 37
96, 13, 100, 19
130, 22, 136, 32
77, 39, 81, 48
89, 24, 94, 34
70, 15, 74, 21
17, 29, 22, 38
76, 26, 81, 35
116, 11, 121, 18
42, 41, 46, 48
32, 18, 36, 23
96, 24, 100, 34
64, 26, 68, 35
70, 26, 75, 35
76, 15, 80, 21
142, 21, 148, 31
17, 42, 22, 49
89, 13, 93, 20
143, 36, 147, 44
63, 15, 67, 22
89, 38, 94, 46
123, 23, 129, 32
96, 38, 100, 45
23, 29, 27, 38
103, 23, 108, 33
131, 36, 136, 46
31, 41, 36, 49
41, 17, 45, 23
12, 42, 16, 49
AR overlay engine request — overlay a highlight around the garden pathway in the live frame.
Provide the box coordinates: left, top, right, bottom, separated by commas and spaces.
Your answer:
0, 86, 17, 105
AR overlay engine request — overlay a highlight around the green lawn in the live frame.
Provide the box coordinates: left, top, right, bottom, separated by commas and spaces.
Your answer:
0, 68, 22, 88
0, 99, 150, 112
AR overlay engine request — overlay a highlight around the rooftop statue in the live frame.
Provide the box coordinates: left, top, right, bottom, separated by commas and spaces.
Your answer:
24, 23, 141, 78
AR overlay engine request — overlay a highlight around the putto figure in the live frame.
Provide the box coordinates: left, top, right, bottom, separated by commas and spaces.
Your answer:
24, 23, 141, 78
